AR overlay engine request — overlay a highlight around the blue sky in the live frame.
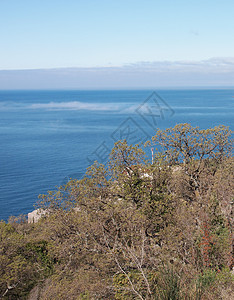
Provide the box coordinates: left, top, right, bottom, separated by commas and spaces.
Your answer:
0, 0, 233, 87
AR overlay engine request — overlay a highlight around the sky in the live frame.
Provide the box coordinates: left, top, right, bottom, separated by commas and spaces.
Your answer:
0, 0, 234, 88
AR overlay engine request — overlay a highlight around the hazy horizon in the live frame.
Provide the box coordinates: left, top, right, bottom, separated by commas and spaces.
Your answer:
1, 57, 234, 90
1, 1, 234, 89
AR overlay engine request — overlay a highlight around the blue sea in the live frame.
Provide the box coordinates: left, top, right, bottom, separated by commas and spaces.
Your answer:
0, 89, 233, 221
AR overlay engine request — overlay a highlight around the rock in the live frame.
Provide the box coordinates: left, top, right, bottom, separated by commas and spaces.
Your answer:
28, 209, 47, 223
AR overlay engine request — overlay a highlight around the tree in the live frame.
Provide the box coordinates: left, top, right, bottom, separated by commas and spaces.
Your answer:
149, 123, 232, 195
1, 124, 232, 299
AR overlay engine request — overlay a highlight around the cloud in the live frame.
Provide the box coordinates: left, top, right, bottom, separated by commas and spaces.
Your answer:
0, 57, 233, 89
126, 57, 234, 72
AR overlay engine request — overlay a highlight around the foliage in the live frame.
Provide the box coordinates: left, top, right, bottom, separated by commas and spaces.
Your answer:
0, 124, 233, 299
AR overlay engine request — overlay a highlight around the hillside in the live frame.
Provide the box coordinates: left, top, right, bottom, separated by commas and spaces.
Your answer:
0, 124, 233, 299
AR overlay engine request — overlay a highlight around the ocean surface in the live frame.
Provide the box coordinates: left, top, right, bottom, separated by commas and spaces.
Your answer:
0, 89, 233, 221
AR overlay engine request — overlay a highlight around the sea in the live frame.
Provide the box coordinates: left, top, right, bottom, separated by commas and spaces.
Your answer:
0, 89, 233, 221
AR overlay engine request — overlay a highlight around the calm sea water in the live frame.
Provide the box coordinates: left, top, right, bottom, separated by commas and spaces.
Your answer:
0, 89, 233, 220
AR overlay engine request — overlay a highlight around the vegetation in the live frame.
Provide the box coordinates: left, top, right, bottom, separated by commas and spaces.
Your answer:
0, 124, 233, 299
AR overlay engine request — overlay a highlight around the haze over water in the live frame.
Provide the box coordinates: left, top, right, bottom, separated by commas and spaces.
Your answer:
0, 89, 233, 220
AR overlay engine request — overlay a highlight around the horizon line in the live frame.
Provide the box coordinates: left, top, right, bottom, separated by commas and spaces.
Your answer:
0, 86, 234, 91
